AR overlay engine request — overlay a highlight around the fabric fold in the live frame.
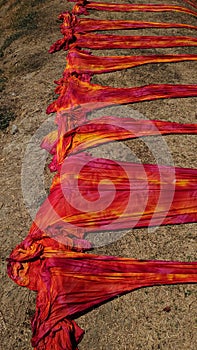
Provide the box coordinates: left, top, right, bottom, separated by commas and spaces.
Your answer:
57, 11, 197, 34
183, 0, 197, 9
49, 32, 197, 53
41, 116, 197, 162
66, 49, 197, 75
7, 1, 197, 349
46, 75, 197, 115
7, 239, 197, 349
20, 153, 197, 245
69, 0, 197, 17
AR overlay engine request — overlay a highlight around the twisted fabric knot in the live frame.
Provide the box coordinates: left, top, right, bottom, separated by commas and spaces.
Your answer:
59, 12, 78, 31
7, 241, 44, 287
7, 260, 30, 287
59, 12, 78, 39
49, 13, 77, 53
72, 0, 89, 15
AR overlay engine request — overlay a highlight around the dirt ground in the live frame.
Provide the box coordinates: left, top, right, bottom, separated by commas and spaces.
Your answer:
0, 0, 197, 349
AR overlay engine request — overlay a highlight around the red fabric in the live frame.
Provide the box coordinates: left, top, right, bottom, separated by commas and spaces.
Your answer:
69, 1, 197, 17
50, 32, 197, 53
57, 11, 197, 34
46, 75, 197, 115
19, 153, 197, 249
41, 116, 197, 171
7, 1, 197, 349
183, 0, 197, 10
66, 49, 197, 75
50, 11, 197, 53
7, 238, 197, 349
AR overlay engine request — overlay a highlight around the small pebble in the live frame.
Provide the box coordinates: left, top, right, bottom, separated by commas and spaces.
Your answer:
11, 124, 18, 134
162, 306, 171, 313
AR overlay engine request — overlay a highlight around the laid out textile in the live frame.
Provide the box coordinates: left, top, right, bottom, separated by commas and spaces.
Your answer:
50, 32, 197, 52
13, 152, 197, 250
69, 0, 197, 17
183, 0, 197, 9
47, 75, 197, 114
41, 116, 197, 168
7, 238, 197, 349
7, 0, 197, 349
58, 12, 197, 32
50, 11, 197, 52
66, 49, 197, 75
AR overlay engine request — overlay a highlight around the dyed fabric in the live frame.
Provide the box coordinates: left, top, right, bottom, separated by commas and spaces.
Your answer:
57, 11, 197, 33
183, 0, 197, 9
50, 12, 197, 53
49, 32, 197, 52
69, 0, 197, 17
41, 116, 197, 163
66, 49, 197, 75
7, 0, 197, 349
7, 239, 197, 349
44, 116, 197, 171
46, 75, 197, 114
21, 153, 197, 247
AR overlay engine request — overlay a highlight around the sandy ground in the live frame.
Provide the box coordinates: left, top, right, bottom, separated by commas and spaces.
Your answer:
0, 0, 197, 349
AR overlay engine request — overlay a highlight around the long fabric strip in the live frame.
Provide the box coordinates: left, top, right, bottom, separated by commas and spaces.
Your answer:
7, 1, 197, 349
66, 49, 197, 75
49, 32, 197, 52
183, 0, 197, 10
58, 12, 197, 33
24, 153, 197, 244
41, 117, 197, 164
7, 239, 197, 349
70, 0, 197, 17
46, 76, 197, 114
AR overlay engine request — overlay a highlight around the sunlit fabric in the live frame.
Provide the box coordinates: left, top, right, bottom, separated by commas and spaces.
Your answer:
66, 49, 197, 75
46, 75, 197, 115
50, 11, 197, 53
41, 116, 197, 168
69, 0, 197, 17
59, 12, 197, 32
183, 0, 197, 9
17, 153, 196, 249
7, 239, 197, 349
50, 31, 197, 52
7, 0, 197, 349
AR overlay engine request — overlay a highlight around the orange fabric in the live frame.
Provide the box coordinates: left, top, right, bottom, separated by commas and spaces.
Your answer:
50, 32, 197, 52
7, 1, 197, 349
7, 238, 197, 349
183, 0, 197, 9
69, 0, 197, 17
50, 11, 197, 53
46, 75, 197, 115
58, 12, 197, 32
66, 49, 197, 75
20, 153, 197, 249
41, 116, 197, 171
